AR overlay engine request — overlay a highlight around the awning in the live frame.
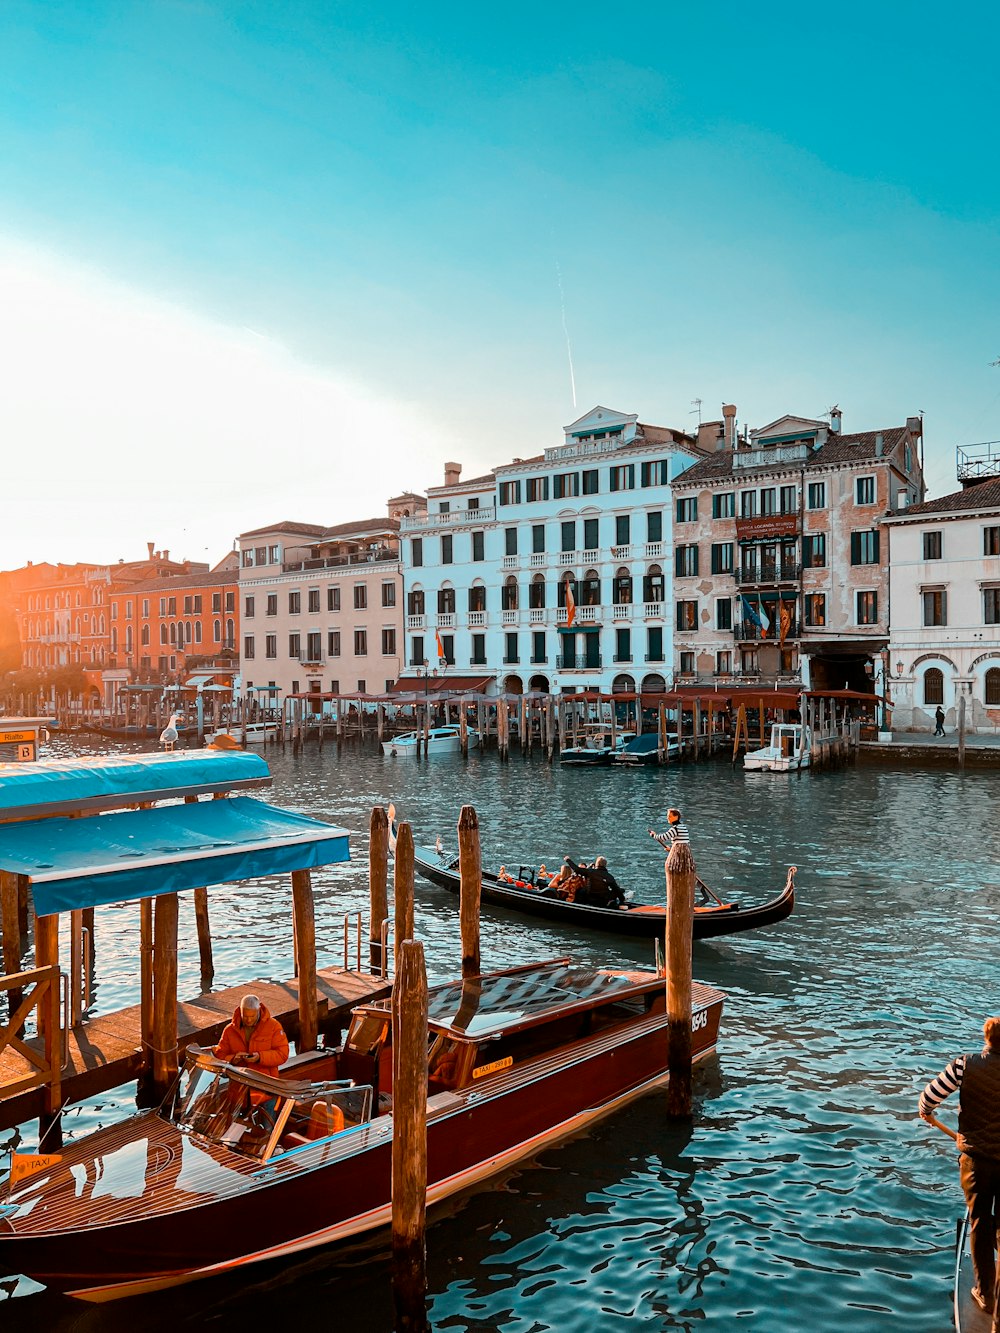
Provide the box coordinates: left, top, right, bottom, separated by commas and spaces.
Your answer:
182, 673, 215, 691
389, 675, 492, 696
0, 796, 350, 915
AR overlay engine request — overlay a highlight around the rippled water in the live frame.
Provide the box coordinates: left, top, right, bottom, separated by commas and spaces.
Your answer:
2, 739, 998, 1331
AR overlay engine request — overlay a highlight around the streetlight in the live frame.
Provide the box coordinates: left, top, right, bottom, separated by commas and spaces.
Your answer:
867, 649, 892, 733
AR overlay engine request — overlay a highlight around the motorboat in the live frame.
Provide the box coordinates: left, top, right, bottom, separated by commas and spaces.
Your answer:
743, 723, 811, 772
611, 733, 681, 765
0, 958, 725, 1300
381, 725, 479, 757
205, 722, 281, 748
559, 730, 636, 766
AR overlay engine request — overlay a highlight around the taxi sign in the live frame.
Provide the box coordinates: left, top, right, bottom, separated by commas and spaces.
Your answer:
472, 1055, 513, 1080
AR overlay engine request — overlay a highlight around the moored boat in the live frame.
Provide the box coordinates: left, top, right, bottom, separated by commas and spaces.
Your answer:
744, 722, 812, 772
381, 725, 480, 757
0, 957, 725, 1301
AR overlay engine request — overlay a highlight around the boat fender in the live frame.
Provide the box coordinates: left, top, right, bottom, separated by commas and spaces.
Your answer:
514, 880, 526, 888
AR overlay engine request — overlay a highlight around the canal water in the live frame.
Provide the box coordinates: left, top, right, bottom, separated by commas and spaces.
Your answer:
1, 740, 998, 1331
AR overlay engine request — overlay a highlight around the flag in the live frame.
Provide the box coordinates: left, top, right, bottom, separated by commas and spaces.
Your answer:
778, 601, 792, 646
435, 629, 446, 661
564, 578, 576, 628
9, 1152, 61, 1188
758, 598, 771, 639
740, 595, 763, 631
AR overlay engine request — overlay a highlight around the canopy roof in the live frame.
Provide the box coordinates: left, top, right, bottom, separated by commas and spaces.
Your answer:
0, 795, 350, 915
0, 750, 270, 822
389, 675, 493, 696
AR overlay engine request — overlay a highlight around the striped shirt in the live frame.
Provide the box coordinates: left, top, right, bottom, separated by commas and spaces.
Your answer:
918, 1054, 967, 1117
651, 822, 690, 851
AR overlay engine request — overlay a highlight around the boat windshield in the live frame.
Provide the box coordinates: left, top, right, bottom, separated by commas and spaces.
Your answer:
171, 1060, 295, 1161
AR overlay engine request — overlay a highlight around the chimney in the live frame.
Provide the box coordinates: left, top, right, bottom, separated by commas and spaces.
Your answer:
162, 550, 169, 562
147, 541, 155, 559
444, 461, 461, 487
830, 406, 842, 434
874, 433, 884, 458
722, 404, 737, 450
698, 420, 724, 453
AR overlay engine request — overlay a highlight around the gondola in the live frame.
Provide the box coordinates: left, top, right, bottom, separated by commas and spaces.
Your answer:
391, 819, 795, 940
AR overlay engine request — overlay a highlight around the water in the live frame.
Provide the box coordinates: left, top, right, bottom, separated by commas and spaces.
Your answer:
2, 740, 998, 1331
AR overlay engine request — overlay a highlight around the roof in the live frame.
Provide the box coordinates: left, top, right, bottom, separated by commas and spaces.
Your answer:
240, 520, 326, 539
882, 477, 1000, 519
673, 425, 911, 487
318, 516, 400, 540
0, 796, 350, 915
108, 568, 238, 595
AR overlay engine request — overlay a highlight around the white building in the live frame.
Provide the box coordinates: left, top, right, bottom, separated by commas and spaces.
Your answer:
883, 454, 1000, 732
397, 406, 703, 695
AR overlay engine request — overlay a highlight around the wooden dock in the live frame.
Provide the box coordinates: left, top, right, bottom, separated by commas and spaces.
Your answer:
0, 967, 392, 1133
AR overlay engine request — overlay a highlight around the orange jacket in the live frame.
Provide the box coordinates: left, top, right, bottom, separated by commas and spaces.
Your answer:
213, 1003, 290, 1073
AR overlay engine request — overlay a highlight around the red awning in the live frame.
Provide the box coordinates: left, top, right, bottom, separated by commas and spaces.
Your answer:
389, 675, 493, 696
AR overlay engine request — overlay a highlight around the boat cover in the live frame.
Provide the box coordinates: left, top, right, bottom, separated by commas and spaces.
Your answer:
0, 796, 349, 915
0, 750, 270, 819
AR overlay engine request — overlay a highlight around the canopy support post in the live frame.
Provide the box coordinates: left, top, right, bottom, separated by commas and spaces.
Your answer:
151, 892, 179, 1101
291, 869, 318, 1053
458, 806, 482, 979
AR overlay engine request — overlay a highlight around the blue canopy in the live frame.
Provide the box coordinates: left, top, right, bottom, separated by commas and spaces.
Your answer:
0, 796, 350, 915
0, 750, 270, 821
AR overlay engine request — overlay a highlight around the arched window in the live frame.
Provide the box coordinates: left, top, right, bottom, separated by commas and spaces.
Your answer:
194, 622, 202, 644
160, 623, 168, 645
612, 673, 636, 694
613, 568, 632, 605
923, 667, 944, 705
185, 621, 192, 644
169, 623, 177, 645
125, 626, 133, 653
468, 583, 486, 613
501, 576, 518, 611
643, 564, 664, 603
558, 573, 577, 608
582, 569, 601, 606
986, 667, 1000, 706
407, 588, 425, 616
437, 586, 456, 615
226, 618, 234, 646
642, 672, 666, 693
214, 619, 221, 641
141, 624, 150, 646
529, 573, 546, 609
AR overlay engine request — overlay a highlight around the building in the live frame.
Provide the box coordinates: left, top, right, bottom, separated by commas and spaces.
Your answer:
397, 406, 703, 696
237, 504, 418, 703
882, 443, 1000, 731
669, 407, 925, 690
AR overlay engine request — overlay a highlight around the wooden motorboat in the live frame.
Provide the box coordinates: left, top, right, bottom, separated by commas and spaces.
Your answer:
398, 827, 795, 940
954, 1210, 995, 1332
0, 958, 725, 1301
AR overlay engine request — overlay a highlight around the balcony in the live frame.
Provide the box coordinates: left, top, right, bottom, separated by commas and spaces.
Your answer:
613, 653, 633, 663
555, 604, 602, 625
528, 552, 547, 567
734, 620, 799, 642
643, 601, 665, 619
436, 613, 456, 629
297, 655, 325, 668
468, 611, 487, 627
502, 554, 519, 570
400, 506, 496, 531
406, 614, 426, 630
643, 542, 664, 559
644, 653, 665, 663
611, 544, 632, 560
564, 654, 603, 670
281, 549, 398, 572
503, 654, 520, 665
612, 604, 631, 620
530, 653, 548, 664
735, 562, 802, 587
528, 607, 545, 623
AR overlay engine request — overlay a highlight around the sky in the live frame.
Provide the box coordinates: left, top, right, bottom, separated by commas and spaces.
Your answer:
0, 1, 998, 570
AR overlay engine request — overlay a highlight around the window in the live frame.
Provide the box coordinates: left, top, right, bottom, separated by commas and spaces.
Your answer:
582, 469, 599, 495
357, 679, 367, 693
581, 569, 600, 605
411, 635, 424, 666
354, 629, 368, 655
324, 630, 339, 657
381, 628, 396, 655
471, 633, 487, 665
141, 624, 150, 646
438, 587, 457, 614
289, 591, 301, 614
212, 593, 221, 613
716, 649, 732, 674
501, 578, 518, 611
269, 545, 279, 563
254, 546, 267, 566
922, 590, 947, 626
531, 630, 545, 663
802, 534, 827, 567
679, 651, 695, 674
468, 498, 480, 511
614, 627, 631, 662
986, 667, 1000, 705
407, 590, 424, 615
225, 593, 234, 613
856, 591, 878, 625
613, 568, 632, 605
411, 538, 423, 567
716, 598, 732, 630
741, 647, 759, 674
526, 476, 549, 502
672, 495, 696, 525
985, 526, 1000, 557
646, 626, 664, 662
675, 545, 699, 577
499, 480, 521, 505
741, 491, 757, 518
142, 599, 149, 617
382, 582, 396, 607
169, 597, 178, 615
265, 634, 277, 658
472, 531, 485, 562
984, 588, 1000, 624
306, 632, 322, 661
804, 594, 826, 626
504, 632, 519, 664
760, 488, 777, 516
807, 482, 826, 510
441, 534, 453, 564
676, 600, 698, 631
470, 584, 487, 612
532, 524, 545, 554
553, 473, 579, 499
711, 543, 734, 574
212, 619, 220, 641
438, 501, 450, 514
288, 633, 301, 658
642, 565, 664, 603
264, 593, 277, 616
182, 596, 191, 615
303, 589, 317, 613
642, 459, 670, 486
561, 521, 576, 553
923, 531, 942, 560
713, 492, 735, 519
583, 518, 599, 552
614, 515, 630, 547
505, 527, 518, 557
780, 485, 797, 514
609, 464, 635, 492
241, 549, 254, 567
353, 585, 367, 610
850, 530, 880, 564
647, 511, 663, 543
856, 476, 876, 505
923, 667, 944, 706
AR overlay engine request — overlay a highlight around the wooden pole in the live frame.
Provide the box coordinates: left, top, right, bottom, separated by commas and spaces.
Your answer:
459, 705, 468, 757
1, 871, 23, 1025
391, 938, 429, 1333
151, 892, 179, 1099
183, 795, 215, 988
34, 911, 62, 1146
693, 698, 701, 761
140, 897, 154, 1061
958, 692, 967, 769
394, 822, 415, 974
665, 839, 695, 1119
369, 806, 390, 972
69, 908, 84, 1026
457, 805, 482, 979
291, 868, 318, 1053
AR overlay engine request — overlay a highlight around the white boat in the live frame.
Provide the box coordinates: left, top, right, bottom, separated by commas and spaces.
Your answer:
743, 722, 811, 772
206, 722, 281, 747
381, 725, 480, 757
560, 730, 637, 766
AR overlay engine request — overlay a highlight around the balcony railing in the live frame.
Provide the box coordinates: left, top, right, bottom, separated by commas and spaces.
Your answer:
555, 604, 602, 625
468, 610, 487, 627
562, 654, 602, 669
503, 655, 520, 665
643, 601, 665, 619
436, 613, 456, 629
734, 620, 799, 642
735, 562, 802, 586
406, 614, 425, 630
530, 653, 548, 664
644, 541, 664, 559
613, 653, 633, 663
612, 604, 631, 620
528, 607, 545, 623
501, 609, 519, 625
645, 653, 665, 663
611, 544, 632, 560
281, 549, 397, 572
502, 555, 518, 570
400, 507, 496, 531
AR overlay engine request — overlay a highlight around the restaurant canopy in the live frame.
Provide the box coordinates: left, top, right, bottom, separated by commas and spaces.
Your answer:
389, 675, 492, 696
0, 795, 350, 916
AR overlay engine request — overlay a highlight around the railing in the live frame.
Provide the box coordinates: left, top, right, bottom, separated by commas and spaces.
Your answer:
528, 607, 545, 623
503, 655, 520, 664
645, 653, 666, 663
530, 653, 548, 664
643, 602, 665, 618
468, 611, 487, 627
611, 544, 632, 560
0, 965, 63, 1102
341, 912, 364, 972
436, 613, 456, 629
612, 604, 631, 620
735, 562, 802, 586
297, 655, 325, 667
577, 605, 599, 623
502, 555, 518, 570
613, 653, 633, 663
528, 552, 547, 567
643, 542, 664, 559
400, 507, 496, 531
734, 620, 800, 642
406, 614, 425, 630
501, 609, 519, 625
281, 550, 398, 572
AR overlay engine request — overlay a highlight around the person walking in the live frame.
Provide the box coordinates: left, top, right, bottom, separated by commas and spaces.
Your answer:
934, 705, 946, 737
919, 1016, 1000, 1316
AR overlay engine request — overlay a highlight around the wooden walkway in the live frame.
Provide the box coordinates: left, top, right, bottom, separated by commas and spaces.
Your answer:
0, 967, 392, 1132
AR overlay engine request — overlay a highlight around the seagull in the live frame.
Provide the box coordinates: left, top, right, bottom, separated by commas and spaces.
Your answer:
159, 713, 181, 752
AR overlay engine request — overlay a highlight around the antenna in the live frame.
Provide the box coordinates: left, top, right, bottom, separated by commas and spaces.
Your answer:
690, 398, 702, 424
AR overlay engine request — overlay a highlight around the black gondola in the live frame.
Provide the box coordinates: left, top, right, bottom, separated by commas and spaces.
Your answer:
391, 820, 795, 940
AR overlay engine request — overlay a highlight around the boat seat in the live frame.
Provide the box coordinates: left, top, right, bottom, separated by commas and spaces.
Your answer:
307, 1100, 345, 1139
280, 1132, 312, 1151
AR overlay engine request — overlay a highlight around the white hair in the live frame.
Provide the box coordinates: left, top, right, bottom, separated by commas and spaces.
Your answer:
241, 994, 261, 1012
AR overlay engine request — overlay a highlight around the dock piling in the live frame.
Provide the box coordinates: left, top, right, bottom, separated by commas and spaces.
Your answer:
665, 839, 695, 1119
393, 823, 415, 974
457, 805, 482, 978
391, 938, 429, 1333
151, 892, 179, 1100
291, 869, 318, 1052
369, 806, 390, 972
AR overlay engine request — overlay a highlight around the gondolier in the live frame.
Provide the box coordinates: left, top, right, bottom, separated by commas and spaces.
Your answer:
649, 808, 690, 852
919, 1015, 1000, 1316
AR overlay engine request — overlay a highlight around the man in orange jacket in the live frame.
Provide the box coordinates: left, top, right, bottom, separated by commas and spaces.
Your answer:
213, 994, 290, 1073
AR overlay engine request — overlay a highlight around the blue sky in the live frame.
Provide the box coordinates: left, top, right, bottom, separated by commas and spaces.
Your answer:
0, 1, 998, 567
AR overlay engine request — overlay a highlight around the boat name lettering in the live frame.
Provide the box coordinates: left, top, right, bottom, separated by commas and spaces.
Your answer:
692, 1009, 708, 1032
472, 1055, 513, 1079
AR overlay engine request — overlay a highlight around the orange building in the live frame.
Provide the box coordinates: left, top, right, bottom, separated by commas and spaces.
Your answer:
106, 561, 240, 681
